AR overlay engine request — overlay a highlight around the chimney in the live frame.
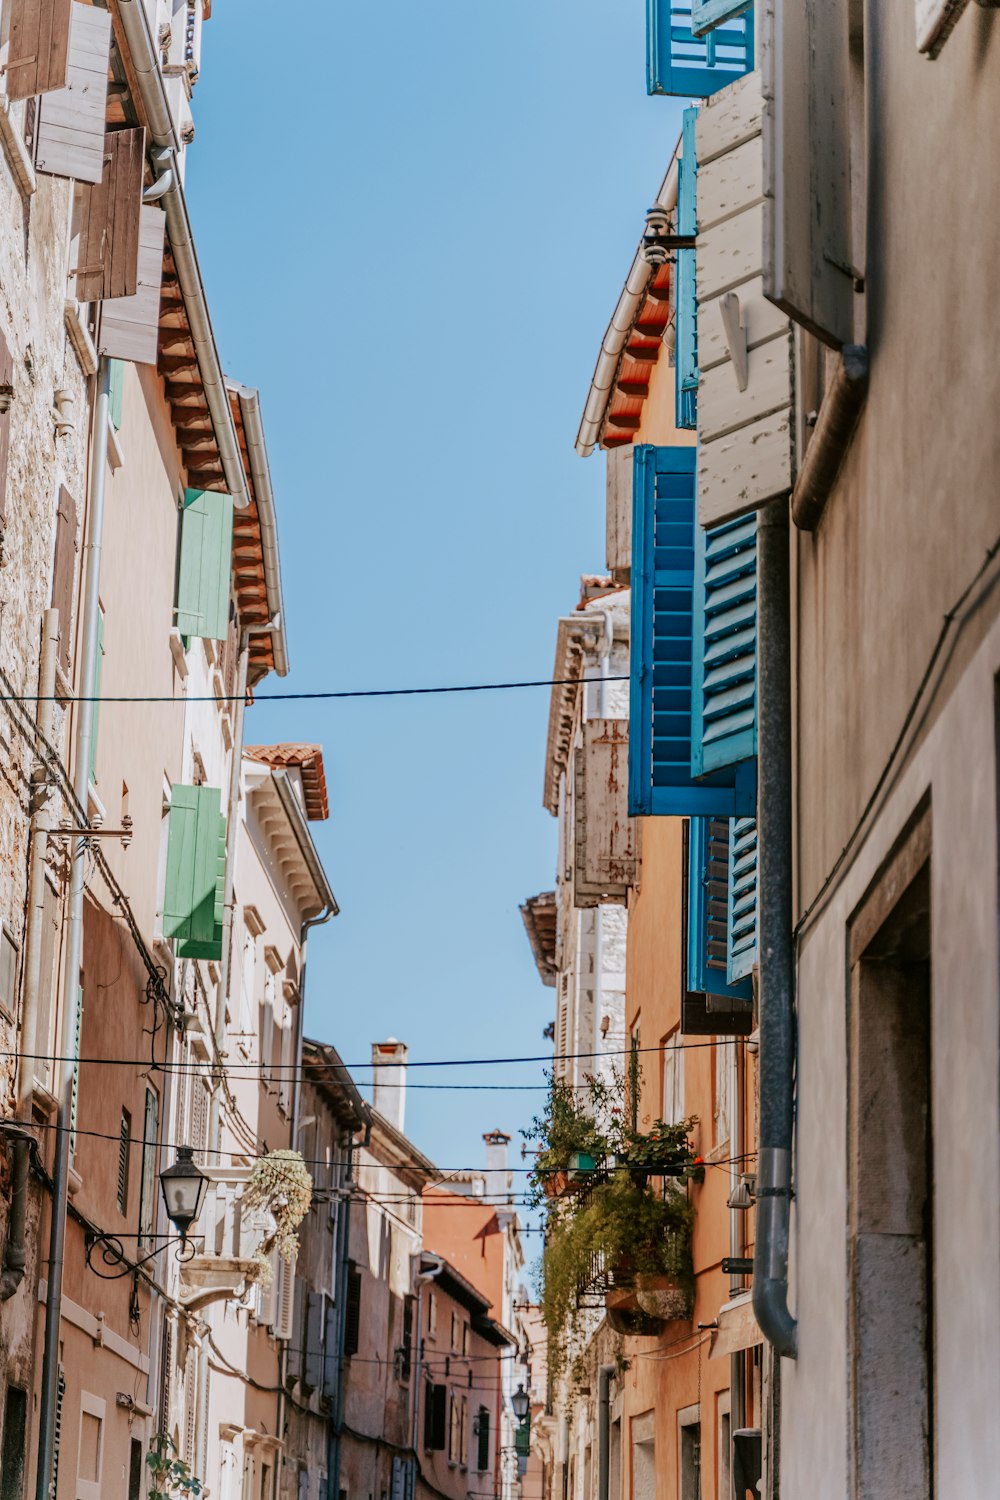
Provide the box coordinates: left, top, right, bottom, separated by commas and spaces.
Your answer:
371, 1039, 408, 1134
483, 1129, 511, 1202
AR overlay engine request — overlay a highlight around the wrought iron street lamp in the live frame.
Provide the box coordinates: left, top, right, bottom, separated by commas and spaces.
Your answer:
84, 1146, 208, 1279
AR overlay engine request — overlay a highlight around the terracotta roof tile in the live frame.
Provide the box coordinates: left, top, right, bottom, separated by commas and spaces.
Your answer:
244, 743, 329, 821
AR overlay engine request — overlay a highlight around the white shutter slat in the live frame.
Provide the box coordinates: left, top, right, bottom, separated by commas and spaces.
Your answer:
34, 1, 111, 184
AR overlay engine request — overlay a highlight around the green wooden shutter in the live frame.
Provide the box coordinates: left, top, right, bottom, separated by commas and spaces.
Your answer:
175, 489, 233, 642
163, 785, 226, 960
89, 606, 105, 786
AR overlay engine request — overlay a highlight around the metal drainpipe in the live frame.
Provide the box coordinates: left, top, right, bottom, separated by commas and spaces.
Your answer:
1, 609, 60, 1300
35, 358, 111, 1500
329, 1116, 371, 1500
729, 1036, 746, 1438
751, 500, 797, 1360
597, 1365, 614, 1500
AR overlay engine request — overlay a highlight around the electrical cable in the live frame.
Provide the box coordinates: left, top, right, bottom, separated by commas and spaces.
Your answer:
0, 675, 630, 706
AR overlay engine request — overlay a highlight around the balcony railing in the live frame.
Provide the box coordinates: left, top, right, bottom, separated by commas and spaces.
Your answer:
179, 1166, 272, 1308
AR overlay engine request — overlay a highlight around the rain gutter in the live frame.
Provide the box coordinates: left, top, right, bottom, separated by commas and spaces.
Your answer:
228, 381, 289, 676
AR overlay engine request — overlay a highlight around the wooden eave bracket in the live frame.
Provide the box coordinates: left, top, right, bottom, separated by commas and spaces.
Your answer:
791, 345, 869, 531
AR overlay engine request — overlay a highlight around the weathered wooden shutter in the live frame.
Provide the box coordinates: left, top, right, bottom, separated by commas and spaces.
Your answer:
675, 107, 698, 431
158, 1317, 174, 1435
117, 1108, 130, 1213
5, 0, 73, 102
685, 816, 752, 1002
727, 815, 758, 982
139, 1085, 159, 1246
175, 489, 234, 643
286, 1275, 306, 1383
74, 128, 145, 302
88, 605, 104, 785
51, 485, 77, 675
323, 1296, 340, 1401
34, 1, 111, 184
303, 1291, 325, 1393
696, 68, 794, 527
0, 326, 13, 528
916, 0, 969, 57
762, 0, 855, 349
477, 1408, 491, 1471
573, 719, 638, 905
691, 514, 757, 776
647, 0, 754, 97
343, 1265, 362, 1357
98, 206, 166, 366
274, 1252, 296, 1342
606, 448, 632, 583
163, 785, 226, 960
628, 445, 755, 818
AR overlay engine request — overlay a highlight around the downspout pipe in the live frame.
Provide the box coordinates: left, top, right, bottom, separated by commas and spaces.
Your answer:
597, 1365, 614, 1500
751, 500, 797, 1359
329, 1112, 373, 1500
35, 358, 112, 1500
114, 0, 250, 511
1, 608, 60, 1300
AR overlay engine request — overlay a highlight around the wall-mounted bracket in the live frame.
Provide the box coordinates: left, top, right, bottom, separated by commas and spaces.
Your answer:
719, 292, 748, 391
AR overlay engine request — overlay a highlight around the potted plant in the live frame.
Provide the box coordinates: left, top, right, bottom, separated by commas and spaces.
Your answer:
524, 1077, 611, 1206
616, 1117, 705, 1187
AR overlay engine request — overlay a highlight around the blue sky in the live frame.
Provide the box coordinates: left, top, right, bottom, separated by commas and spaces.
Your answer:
187, 3, 684, 1194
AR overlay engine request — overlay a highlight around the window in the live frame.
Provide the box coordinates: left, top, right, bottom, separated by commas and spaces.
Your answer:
76, 1393, 105, 1500
717, 1395, 731, 1500
117, 1109, 131, 1214
424, 1383, 447, 1453
677, 1407, 700, 1500
138, 1087, 159, 1248
476, 1407, 490, 1472
450, 1311, 460, 1351
343, 1266, 362, 1358
128, 1439, 143, 1500
399, 1298, 414, 1384
1, 1385, 27, 1500
662, 1029, 685, 1126
461, 1321, 471, 1357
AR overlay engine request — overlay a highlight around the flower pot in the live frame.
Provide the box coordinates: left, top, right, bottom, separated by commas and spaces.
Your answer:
542, 1170, 569, 1199
566, 1151, 597, 1182
605, 1274, 690, 1334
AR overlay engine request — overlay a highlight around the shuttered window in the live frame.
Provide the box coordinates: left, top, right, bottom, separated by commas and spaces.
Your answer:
476, 1408, 491, 1472
34, 2, 112, 184
425, 1382, 447, 1452
51, 486, 78, 676
686, 816, 752, 1002
74, 129, 145, 301
675, 107, 698, 431
162, 785, 226, 960
691, 514, 757, 776
727, 816, 758, 982
175, 489, 234, 643
5, 0, 73, 101
647, 0, 754, 98
343, 1265, 362, 1358
628, 445, 755, 818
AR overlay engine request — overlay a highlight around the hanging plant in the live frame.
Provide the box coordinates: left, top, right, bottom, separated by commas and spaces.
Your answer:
241, 1149, 313, 1285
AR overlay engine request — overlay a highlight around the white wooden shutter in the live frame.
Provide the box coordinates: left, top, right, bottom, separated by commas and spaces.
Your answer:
573, 719, 638, 906
696, 68, 794, 528
915, 0, 969, 57
274, 1253, 297, 1341
34, 1, 111, 185
98, 206, 165, 365
761, 0, 855, 349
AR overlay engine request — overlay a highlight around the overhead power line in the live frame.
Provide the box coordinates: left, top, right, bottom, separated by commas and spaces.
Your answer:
0, 675, 630, 706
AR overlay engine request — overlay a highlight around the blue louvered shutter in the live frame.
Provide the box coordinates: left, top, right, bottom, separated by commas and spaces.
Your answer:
691, 513, 757, 776
646, 0, 755, 98
675, 107, 698, 432
727, 816, 758, 982
629, 446, 756, 818
691, 0, 754, 35
687, 816, 752, 1000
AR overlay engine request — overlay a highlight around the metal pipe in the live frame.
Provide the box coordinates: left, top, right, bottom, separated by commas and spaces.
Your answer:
597, 1365, 614, 1500
114, 0, 250, 510
329, 1115, 371, 1500
751, 501, 797, 1359
1, 609, 60, 1300
729, 1035, 743, 1296
35, 359, 112, 1500
791, 346, 868, 532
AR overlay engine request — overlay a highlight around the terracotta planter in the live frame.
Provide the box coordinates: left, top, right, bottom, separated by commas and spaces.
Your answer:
605, 1273, 690, 1334
542, 1170, 569, 1199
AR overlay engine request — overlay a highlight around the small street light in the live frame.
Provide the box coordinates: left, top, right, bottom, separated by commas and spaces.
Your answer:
159, 1146, 208, 1241
511, 1384, 530, 1424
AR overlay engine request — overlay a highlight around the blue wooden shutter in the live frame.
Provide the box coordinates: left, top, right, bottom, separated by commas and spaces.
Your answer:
163, 785, 226, 960
691, 0, 754, 35
675, 107, 698, 432
691, 513, 757, 776
629, 445, 756, 818
727, 816, 758, 982
175, 489, 233, 642
647, 0, 755, 98
686, 816, 752, 1001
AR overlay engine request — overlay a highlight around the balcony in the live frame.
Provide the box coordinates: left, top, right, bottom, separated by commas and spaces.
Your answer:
179, 1166, 271, 1311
